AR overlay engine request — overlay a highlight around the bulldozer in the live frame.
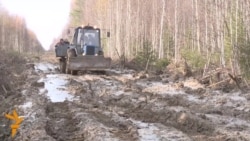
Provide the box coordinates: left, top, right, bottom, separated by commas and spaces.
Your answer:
55, 25, 111, 75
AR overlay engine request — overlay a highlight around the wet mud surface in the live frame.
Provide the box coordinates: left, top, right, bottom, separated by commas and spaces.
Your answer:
1, 59, 250, 141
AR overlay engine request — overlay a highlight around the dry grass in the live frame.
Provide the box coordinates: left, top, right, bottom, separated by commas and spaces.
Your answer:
0, 50, 28, 138
39, 51, 58, 64
0, 50, 27, 94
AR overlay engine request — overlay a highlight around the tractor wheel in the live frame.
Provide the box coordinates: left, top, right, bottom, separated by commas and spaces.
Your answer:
66, 49, 78, 75
71, 70, 78, 75
67, 48, 77, 57
59, 59, 66, 73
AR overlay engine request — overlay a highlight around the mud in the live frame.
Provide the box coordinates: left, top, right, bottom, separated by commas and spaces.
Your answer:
1, 53, 250, 141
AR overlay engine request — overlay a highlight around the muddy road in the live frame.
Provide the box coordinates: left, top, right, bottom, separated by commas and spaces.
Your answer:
1, 55, 250, 141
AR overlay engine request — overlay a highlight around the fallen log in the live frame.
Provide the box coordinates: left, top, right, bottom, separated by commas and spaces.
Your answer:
201, 68, 223, 80
207, 78, 231, 88
1, 85, 7, 94
228, 73, 241, 90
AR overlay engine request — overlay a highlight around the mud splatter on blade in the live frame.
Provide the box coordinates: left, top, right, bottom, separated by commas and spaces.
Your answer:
68, 56, 111, 71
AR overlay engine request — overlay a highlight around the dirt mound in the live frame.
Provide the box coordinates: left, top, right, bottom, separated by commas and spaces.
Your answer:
165, 61, 192, 80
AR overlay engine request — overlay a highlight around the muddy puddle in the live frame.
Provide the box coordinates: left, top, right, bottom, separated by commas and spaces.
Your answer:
133, 120, 192, 141
39, 74, 79, 103
34, 63, 57, 73
34, 62, 79, 103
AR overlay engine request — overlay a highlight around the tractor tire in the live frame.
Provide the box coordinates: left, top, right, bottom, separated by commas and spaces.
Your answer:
66, 49, 78, 75
71, 70, 78, 75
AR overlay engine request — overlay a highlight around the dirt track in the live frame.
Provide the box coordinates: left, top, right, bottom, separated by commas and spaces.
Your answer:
1, 53, 250, 141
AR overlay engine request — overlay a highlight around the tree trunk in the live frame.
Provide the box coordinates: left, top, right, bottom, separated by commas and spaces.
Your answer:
174, 0, 179, 64
195, 0, 200, 53
159, 0, 165, 59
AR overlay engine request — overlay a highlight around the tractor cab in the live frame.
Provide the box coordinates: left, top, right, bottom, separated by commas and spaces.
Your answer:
72, 26, 103, 56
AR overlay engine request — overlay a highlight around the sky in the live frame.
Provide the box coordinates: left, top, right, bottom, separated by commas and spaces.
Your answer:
1, 0, 71, 50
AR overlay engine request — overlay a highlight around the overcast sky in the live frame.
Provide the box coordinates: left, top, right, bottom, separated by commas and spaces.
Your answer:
1, 0, 71, 50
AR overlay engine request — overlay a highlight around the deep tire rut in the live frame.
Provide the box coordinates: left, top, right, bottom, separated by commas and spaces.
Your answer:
45, 102, 82, 141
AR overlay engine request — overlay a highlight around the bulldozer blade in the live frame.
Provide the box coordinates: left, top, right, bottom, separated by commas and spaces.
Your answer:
68, 56, 111, 71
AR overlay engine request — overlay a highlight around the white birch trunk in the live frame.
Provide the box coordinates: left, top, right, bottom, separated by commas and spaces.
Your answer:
159, 0, 165, 59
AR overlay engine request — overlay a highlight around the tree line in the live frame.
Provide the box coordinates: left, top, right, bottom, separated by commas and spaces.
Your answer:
59, 0, 250, 77
0, 6, 44, 54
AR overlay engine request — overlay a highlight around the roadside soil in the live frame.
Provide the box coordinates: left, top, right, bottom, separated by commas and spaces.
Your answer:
1, 51, 250, 141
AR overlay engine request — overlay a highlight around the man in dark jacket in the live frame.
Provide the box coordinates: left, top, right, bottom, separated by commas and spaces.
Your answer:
55, 39, 65, 48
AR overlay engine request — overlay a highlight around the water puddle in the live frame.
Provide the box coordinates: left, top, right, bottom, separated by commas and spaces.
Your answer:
34, 63, 56, 73
40, 74, 77, 102
20, 101, 33, 109
114, 90, 124, 96
205, 114, 250, 138
230, 95, 247, 101
187, 95, 206, 103
132, 120, 160, 141
130, 120, 191, 141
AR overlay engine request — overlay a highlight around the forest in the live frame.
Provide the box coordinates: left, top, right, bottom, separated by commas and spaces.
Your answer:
1, 0, 250, 78
56, 0, 250, 79
0, 6, 43, 54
